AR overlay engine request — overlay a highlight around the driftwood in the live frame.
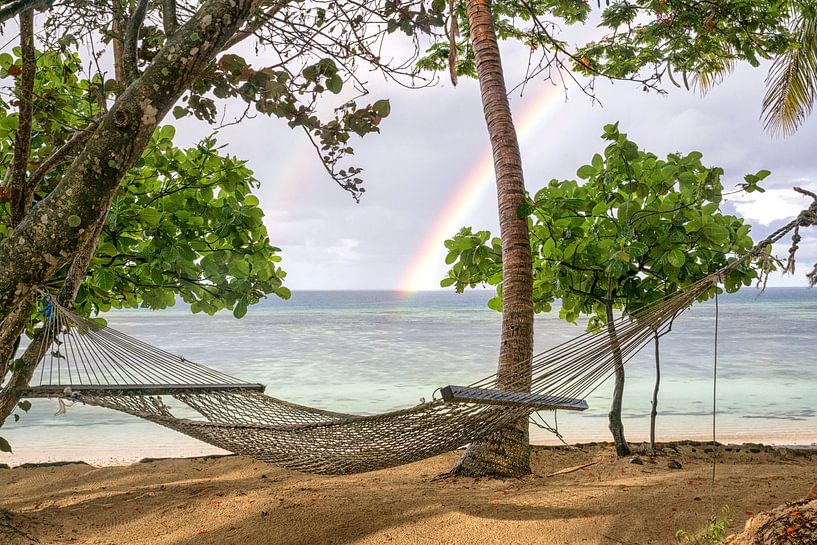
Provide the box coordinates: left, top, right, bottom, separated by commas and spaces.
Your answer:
546, 462, 596, 477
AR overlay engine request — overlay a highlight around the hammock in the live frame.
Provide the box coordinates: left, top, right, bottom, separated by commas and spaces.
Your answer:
12, 194, 817, 475
15, 278, 698, 474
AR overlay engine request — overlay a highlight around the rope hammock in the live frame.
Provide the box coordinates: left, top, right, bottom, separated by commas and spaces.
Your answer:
9, 191, 817, 475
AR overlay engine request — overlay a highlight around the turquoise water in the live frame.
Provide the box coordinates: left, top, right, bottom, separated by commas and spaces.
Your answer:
2, 288, 815, 465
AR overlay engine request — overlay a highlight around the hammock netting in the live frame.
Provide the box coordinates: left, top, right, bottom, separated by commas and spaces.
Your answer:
8, 195, 817, 475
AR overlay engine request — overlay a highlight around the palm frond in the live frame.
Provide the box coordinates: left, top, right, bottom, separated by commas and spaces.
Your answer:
762, 14, 817, 136
692, 54, 735, 95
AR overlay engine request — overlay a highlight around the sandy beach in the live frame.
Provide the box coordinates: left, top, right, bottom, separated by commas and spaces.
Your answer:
1, 442, 814, 545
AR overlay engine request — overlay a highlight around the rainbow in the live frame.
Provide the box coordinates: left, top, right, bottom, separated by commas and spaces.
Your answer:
261, 144, 314, 232
397, 83, 567, 292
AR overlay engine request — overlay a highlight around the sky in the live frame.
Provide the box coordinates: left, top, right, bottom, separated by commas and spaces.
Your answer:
172, 38, 817, 292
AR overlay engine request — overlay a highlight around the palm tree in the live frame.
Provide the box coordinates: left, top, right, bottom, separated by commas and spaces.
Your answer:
762, 12, 817, 136
449, 0, 535, 478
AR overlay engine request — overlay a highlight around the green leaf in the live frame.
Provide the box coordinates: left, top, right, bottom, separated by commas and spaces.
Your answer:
487, 296, 503, 312
591, 153, 604, 170
233, 300, 248, 319
67, 215, 81, 227
702, 222, 729, 243
0, 437, 11, 453
172, 106, 188, 119
327, 74, 343, 94
96, 269, 115, 291
440, 277, 456, 288
276, 286, 292, 300
577, 165, 595, 179
372, 99, 391, 117
17, 400, 31, 412
667, 249, 685, 268
232, 257, 250, 276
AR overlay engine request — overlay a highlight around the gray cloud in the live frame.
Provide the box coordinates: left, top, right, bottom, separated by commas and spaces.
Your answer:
172, 42, 817, 290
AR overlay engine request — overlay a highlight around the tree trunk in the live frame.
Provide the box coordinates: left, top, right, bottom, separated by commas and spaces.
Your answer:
0, 212, 110, 428
650, 329, 660, 450
449, 0, 534, 478
605, 301, 630, 456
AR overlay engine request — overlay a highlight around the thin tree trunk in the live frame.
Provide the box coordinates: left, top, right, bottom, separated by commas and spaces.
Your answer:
449, 0, 534, 478
650, 328, 660, 450
605, 300, 630, 456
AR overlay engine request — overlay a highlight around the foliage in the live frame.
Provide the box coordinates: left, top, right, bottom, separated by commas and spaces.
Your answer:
675, 505, 732, 545
0, 51, 288, 320
41, 1, 441, 201
419, 1, 799, 94
441, 123, 767, 326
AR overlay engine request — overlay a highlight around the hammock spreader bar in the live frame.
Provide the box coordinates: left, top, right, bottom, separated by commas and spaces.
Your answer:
440, 385, 588, 411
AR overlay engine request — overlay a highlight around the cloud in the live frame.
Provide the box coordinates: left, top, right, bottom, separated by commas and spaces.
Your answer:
169, 40, 817, 290
728, 187, 815, 226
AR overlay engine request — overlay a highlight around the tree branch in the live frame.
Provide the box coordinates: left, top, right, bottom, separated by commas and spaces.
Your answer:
162, 0, 178, 36
28, 118, 100, 189
0, 0, 52, 26
123, 0, 150, 85
112, 0, 126, 82
8, 8, 36, 227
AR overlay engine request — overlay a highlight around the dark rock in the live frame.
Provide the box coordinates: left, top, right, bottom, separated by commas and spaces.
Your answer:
629, 456, 644, 465
668, 459, 683, 470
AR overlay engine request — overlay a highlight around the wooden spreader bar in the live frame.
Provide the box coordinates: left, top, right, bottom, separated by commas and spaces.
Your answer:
440, 385, 588, 411
18, 383, 266, 398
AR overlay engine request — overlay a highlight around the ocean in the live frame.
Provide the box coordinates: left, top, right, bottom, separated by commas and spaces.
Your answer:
2, 288, 815, 466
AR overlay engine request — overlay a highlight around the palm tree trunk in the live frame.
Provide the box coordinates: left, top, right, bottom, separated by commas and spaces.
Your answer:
605, 300, 630, 456
449, 0, 534, 478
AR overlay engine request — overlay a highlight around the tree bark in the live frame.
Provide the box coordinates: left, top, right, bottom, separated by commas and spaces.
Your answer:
162, 0, 179, 36
650, 328, 660, 450
0, 301, 33, 380
450, 0, 534, 478
606, 300, 630, 456
0, 0, 270, 320
8, 8, 36, 226
123, 0, 150, 84
111, 1, 126, 83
